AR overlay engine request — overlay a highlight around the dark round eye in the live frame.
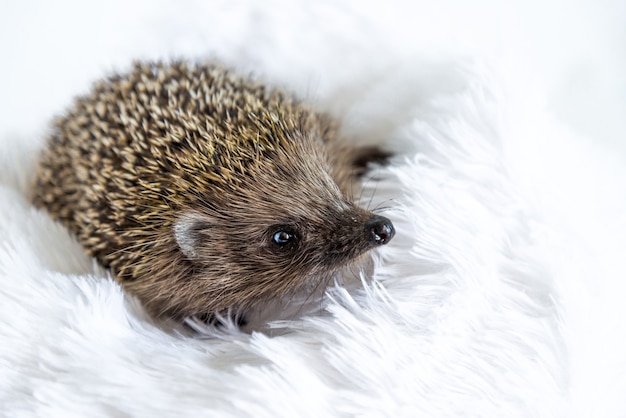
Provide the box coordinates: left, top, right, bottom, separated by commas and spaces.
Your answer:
272, 230, 294, 246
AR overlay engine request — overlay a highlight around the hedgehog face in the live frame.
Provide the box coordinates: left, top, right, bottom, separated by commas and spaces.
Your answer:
166, 134, 395, 319
174, 200, 394, 282
170, 203, 395, 320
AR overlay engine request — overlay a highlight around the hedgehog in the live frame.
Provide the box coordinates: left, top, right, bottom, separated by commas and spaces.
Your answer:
32, 61, 395, 324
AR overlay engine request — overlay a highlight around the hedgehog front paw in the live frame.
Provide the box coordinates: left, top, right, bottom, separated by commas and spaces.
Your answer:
187, 311, 248, 331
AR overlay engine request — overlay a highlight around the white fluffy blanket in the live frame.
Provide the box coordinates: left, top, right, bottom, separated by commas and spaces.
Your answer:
1, 1, 625, 416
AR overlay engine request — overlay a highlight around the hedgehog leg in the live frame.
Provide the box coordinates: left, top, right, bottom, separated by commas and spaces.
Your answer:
190, 312, 248, 330
350, 146, 392, 178
327, 144, 392, 199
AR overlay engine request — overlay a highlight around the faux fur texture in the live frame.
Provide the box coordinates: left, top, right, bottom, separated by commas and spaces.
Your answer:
1, 1, 625, 417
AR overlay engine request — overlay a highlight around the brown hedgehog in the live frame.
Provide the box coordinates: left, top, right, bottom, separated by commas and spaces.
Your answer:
32, 61, 395, 324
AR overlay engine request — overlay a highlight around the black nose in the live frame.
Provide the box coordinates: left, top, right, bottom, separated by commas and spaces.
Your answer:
365, 215, 395, 246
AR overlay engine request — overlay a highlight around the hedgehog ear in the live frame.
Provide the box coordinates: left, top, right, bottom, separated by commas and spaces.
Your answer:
174, 212, 211, 259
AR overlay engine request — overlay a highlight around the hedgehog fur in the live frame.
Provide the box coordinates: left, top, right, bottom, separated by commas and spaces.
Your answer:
32, 61, 395, 323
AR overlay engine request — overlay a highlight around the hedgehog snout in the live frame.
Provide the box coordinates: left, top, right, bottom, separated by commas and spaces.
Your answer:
365, 215, 395, 246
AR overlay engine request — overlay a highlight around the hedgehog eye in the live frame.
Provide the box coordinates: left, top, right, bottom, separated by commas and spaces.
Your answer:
271, 228, 298, 248
272, 230, 293, 246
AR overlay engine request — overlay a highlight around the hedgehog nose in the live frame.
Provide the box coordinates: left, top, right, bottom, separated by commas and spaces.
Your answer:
365, 215, 395, 246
